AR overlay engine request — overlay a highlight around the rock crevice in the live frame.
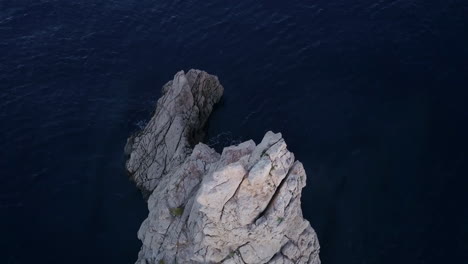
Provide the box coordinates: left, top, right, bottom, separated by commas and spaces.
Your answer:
125, 70, 320, 264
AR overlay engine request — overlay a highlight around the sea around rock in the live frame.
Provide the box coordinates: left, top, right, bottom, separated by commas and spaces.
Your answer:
125, 70, 321, 264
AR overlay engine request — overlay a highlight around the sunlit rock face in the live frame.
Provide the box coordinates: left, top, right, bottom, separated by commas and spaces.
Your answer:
125, 70, 320, 264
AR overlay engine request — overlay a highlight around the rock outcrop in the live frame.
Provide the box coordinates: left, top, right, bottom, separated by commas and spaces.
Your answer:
125, 69, 224, 194
125, 70, 321, 264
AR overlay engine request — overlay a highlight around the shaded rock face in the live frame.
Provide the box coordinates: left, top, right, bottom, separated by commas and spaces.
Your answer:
126, 70, 320, 264
125, 69, 224, 194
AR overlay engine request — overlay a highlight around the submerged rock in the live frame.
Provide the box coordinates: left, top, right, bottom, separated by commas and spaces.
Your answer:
126, 70, 320, 264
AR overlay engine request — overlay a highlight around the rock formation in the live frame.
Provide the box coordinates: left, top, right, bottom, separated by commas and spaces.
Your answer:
125, 69, 224, 195
125, 70, 321, 264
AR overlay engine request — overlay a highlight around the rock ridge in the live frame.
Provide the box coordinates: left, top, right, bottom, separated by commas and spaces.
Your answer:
125, 70, 320, 264
125, 69, 224, 194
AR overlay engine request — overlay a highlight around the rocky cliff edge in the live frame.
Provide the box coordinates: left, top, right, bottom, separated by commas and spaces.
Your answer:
125, 70, 320, 264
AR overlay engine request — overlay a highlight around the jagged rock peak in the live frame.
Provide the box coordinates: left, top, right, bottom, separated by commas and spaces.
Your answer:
125, 70, 320, 264
125, 69, 224, 194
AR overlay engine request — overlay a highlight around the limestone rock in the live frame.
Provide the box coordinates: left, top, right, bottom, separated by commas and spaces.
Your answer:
126, 70, 320, 264
125, 69, 224, 194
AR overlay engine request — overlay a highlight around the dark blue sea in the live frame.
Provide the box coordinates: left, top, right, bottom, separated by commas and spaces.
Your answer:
1, 0, 467, 263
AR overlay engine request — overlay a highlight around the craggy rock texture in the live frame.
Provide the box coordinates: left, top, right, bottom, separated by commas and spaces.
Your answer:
125, 69, 224, 194
126, 70, 320, 264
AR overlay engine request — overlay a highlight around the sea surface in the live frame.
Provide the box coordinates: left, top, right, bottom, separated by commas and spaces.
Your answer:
1, 0, 467, 263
